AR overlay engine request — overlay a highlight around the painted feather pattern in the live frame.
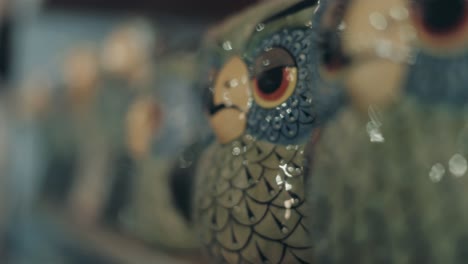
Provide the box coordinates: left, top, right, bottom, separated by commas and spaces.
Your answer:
195, 135, 312, 263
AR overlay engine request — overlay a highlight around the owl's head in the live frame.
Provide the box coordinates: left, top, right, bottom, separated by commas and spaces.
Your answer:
314, 0, 468, 110
202, 0, 343, 145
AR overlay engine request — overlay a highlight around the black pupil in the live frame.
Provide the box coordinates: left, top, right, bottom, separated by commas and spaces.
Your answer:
419, 0, 466, 33
257, 66, 284, 94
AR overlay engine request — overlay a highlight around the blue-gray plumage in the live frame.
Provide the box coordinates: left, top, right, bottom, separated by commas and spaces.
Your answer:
246, 28, 344, 145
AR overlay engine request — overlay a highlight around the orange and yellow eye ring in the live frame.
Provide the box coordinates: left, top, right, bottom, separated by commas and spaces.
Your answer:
252, 67, 297, 109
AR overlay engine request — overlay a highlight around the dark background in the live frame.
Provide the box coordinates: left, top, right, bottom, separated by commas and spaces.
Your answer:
44, 0, 260, 19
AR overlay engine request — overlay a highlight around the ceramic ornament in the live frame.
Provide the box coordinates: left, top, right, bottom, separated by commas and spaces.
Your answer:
116, 49, 212, 253
307, 0, 468, 263
119, 93, 201, 252
193, 0, 342, 263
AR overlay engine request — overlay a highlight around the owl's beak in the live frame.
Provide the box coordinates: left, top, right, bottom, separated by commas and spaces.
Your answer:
208, 56, 251, 144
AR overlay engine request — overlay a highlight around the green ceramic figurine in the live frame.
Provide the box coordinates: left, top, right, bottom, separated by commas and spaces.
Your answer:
119, 53, 202, 253
193, 0, 342, 262
307, 0, 468, 263
38, 46, 95, 209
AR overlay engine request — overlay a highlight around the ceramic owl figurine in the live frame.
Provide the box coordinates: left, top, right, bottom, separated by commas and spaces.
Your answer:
39, 48, 91, 207
64, 20, 157, 226
307, 0, 468, 263
57, 44, 114, 225
9, 76, 55, 216
0, 93, 9, 238
194, 0, 343, 263
118, 53, 202, 252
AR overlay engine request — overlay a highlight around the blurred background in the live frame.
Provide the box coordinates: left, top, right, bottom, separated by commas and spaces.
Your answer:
0, 0, 263, 263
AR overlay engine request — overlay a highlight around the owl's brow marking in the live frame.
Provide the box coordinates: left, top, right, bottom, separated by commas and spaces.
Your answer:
261, 0, 318, 25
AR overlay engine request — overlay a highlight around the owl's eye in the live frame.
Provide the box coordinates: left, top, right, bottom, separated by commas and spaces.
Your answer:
252, 48, 297, 108
255, 67, 296, 101
411, 0, 468, 51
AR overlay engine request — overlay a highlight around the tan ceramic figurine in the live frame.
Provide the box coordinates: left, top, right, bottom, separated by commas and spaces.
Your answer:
307, 0, 468, 263
0, 92, 8, 196
120, 94, 201, 252
36, 49, 96, 208
0, 94, 8, 255
9, 76, 55, 215
62, 44, 113, 225
193, 0, 343, 262
118, 51, 207, 253
65, 20, 158, 226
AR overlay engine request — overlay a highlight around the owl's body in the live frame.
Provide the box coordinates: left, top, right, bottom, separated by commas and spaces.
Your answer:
307, 0, 468, 262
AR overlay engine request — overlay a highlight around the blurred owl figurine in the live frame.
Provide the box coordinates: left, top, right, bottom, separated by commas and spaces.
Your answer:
55, 44, 111, 225
63, 20, 159, 227
119, 52, 201, 249
0, 92, 9, 238
307, 0, 468, 263
9, 76, 54, 216
0, 94, 8, 256
193, 0, 343, 263
97, 19, 157, 150
38, 45, 96, 208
